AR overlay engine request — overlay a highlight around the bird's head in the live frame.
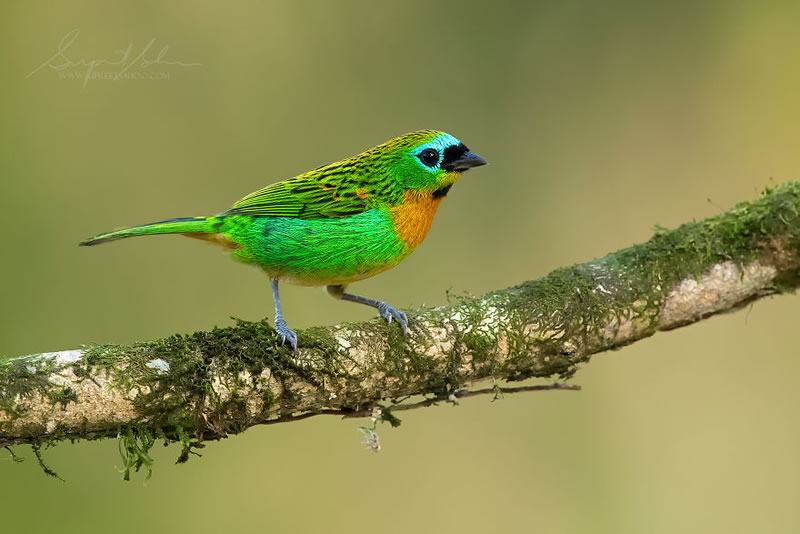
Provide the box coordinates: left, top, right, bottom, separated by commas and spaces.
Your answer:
368, 130, 487, 197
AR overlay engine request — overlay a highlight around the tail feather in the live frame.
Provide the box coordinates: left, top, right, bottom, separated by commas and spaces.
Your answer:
79, 217, 213, 246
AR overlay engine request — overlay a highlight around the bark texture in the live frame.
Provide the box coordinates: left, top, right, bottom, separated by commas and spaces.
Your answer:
2, 182, 799, 454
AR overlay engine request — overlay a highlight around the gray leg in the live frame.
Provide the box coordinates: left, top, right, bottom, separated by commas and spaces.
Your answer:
326, 285, 408, 335
272, 279, 298, 350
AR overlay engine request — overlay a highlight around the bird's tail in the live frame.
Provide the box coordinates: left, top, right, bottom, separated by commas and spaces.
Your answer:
79, 216, 216, 246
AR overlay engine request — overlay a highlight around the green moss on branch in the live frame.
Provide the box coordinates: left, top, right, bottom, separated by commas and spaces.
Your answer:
1, 181, 799, 474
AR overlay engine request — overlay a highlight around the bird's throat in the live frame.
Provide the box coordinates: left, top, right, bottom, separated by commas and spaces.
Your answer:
389, 190, 446, 250
432, 184, 452, 199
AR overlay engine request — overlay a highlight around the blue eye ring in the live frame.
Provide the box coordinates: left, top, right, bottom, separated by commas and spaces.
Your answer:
418, 148, 439, 167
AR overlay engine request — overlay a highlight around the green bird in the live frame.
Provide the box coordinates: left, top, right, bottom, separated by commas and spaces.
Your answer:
80, 130, 487, 349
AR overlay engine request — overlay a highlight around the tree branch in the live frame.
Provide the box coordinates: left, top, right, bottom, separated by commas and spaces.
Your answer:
2, 182, 800, 453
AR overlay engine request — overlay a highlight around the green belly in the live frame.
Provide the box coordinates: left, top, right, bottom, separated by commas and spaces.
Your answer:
220, 211, 410, 286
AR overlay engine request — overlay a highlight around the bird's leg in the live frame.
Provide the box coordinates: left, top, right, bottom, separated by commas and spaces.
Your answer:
271, 278, 298, 350
326, 285, 408, 335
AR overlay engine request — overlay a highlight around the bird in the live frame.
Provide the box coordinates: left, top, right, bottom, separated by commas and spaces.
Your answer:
80, 130, 487, 349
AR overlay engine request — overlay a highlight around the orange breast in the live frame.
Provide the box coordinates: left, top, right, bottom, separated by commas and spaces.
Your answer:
388, 190, 444, 250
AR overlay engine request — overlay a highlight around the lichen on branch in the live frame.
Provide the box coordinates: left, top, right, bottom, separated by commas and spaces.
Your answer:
1, 181, 799, 470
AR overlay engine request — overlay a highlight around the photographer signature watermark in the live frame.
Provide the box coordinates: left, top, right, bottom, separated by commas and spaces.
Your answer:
26, 29, 201, 88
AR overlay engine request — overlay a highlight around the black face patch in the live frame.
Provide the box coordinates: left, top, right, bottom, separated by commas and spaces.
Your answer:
440, 143, 469, 172
432, 184, 453, 199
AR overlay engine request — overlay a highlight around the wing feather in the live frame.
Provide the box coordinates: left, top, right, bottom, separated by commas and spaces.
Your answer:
224, 161, 399, 219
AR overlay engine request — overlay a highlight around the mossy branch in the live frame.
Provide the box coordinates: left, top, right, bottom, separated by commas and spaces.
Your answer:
2, 182, 800, 454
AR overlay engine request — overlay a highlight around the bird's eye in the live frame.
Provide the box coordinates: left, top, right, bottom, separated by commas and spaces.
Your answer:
418, 148, 440, 168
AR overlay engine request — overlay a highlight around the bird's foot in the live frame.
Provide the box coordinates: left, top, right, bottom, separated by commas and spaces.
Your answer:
377, 301, 408, 336
274, 316, 298, 350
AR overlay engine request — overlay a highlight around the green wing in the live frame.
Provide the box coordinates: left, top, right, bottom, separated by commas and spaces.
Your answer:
224, 160, 400, 219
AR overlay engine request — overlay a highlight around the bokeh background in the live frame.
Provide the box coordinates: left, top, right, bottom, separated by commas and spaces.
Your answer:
2, 1, 800, 532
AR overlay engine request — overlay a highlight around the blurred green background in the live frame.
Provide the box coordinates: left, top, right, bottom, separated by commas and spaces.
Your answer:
2, 1, 800, 532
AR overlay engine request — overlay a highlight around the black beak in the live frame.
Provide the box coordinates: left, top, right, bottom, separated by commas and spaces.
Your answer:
451, 151, 487, 172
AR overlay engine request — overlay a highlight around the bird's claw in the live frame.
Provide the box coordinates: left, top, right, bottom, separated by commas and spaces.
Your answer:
377, 302, 408, 336
274, 317, 298, 350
